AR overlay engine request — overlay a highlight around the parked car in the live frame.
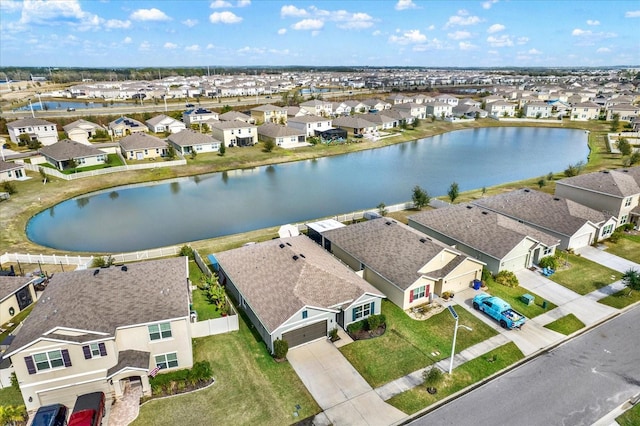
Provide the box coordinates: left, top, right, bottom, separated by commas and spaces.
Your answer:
31, 404, 68, 426
67, 107, 76, 111
472, 294, 526, 329
68, 392, 105, 426
185, 103, 195, 108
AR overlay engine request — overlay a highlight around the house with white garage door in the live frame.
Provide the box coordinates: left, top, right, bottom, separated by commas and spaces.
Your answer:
472, 189, 618, 250
215, 235, 384, 353
408, 203, 560, 275
320, 218, 485, 310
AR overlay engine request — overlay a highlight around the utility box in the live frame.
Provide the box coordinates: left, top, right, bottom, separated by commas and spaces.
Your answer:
521, 293, 534, 306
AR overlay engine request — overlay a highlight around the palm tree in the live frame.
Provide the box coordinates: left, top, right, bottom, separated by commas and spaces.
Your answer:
622, 268, 640, 291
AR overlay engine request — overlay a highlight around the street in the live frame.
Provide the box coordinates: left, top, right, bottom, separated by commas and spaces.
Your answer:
409, 304, 640, 426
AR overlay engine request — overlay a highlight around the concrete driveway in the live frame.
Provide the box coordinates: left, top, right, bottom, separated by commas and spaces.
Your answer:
576, 246, 640, 273
287, 339, 406, 426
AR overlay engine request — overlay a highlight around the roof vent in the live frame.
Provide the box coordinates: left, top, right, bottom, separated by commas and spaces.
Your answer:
93, 269, 99, 276
419, 238, 427, 243
292, 255, 299, 261
481, 211, 488, 215
466, 205, 473, 209
524, 189, 530, 192
121, 265, 128, 272
553, 197, 560, 201
279, 243, 285, 249
286, 242, 292, 246
385, 221, 392, 225
299, 253, 306, 258
602, 170, 609, 173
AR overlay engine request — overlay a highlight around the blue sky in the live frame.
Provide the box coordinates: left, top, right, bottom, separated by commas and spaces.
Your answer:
0, 0, 638, 68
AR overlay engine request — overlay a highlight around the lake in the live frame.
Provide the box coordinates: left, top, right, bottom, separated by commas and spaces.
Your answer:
14, 100, 131, 111
26, 127, 590, 252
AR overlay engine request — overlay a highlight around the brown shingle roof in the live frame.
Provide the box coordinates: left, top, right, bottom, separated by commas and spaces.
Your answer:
215, 235, 383, 333
0, 276, 34, 302
39, 139, 104, 161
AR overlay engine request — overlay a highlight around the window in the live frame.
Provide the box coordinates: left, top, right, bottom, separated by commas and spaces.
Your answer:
302, 310, 308, 319
624, 198, 632, 207
620, 215, 628, 224
30, 349, 71, 372
602, 224, 614, 236
155, 352, 178, 370
543, 246, 553, 256
353, 302, 373, 321
148, 322, 172, 341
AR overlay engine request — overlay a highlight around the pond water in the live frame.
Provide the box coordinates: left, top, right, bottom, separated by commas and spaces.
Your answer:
13, 100, 131, 111
26, 127, 589, 252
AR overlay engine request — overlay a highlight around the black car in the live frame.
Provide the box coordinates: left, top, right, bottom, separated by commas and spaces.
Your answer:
31, 404, 68, 426
185, 103, 195, 108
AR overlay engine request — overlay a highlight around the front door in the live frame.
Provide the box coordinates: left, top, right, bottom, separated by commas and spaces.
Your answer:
136, 152, 144, 160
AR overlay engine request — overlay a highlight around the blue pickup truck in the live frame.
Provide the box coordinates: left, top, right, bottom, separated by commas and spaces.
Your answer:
472, 294, 526, 329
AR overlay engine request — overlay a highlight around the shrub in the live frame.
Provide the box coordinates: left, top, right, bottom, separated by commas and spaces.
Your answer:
481, 268, 492, 282
273, 339, 289, 359
609, 230, 623, 243
179, 245, 194, 259
91, 255, 114, 268
538, 256, 558, 270
495, 270, 519, 287
422, 367, 444, 388
367, 314, 385, 331
2, 181, 17, 194
329, 328, 339, 341
623, 223, 635, 231
347, 320, 365, 334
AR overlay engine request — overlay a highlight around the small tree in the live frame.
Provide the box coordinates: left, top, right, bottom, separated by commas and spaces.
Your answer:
179, 245, 194, 259
537, 178, 546, 188
18, 134, 30, 146
495, 270, 519, 287
273, 339, 289, 359
617, 138, 632, 156
39, 166, 48, 184
564, 161, 585, 177
447, 182, 459, 203
66, 158, 78, 170
377, 202, 388, 217
422, 367, 444, 393
218, 143, 226, 156
27, 138, 42, 150
628, 152, 640, 165
91, 255, 114, 268
538, 256, 558, 270
610, 113, 620, 132
622, 268, 640, 291
166, 144, 177, 160
412, 185, 430, 210
546, 172, 554, 181
263, 139, 276, 152
2, 181, 17, 194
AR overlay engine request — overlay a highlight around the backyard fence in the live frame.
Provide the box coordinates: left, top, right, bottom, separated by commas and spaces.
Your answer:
190, 314, 239, 338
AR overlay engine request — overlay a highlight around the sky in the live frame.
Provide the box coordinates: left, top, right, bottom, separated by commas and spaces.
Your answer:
0, 0, 639, 68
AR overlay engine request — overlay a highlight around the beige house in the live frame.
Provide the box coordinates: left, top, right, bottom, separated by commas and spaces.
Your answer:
146, 115, 186, 134
570, 102, 601, 121
485, 101, 517, 117
167, 129, 222, 155
299, 100, 333, 117
119, 133, 167, 160
257, 123, 306, 148
108, 116, 147, 137
394, 102, 427, 119
524, 102, 553, 118
39, 139, 107, 170
4, 258, 193, 412
0, 276, 37, 326
605, 104, 640, 122
555, 167, 640, 228
321, 219, 485, 310
0, 161, 26, 182
63, 119, 103, 144
250, 104, 287, 125
210, 121, 258, 147
287, 115, 333, 137
424, 102, 452, 119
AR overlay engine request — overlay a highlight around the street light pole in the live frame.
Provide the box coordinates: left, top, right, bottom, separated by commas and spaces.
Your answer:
447, 305, 472, 374
28, 99, 35, 118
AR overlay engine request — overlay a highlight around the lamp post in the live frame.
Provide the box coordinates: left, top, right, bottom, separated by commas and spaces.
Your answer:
28, 98, 35, 118
447, 305, 472, 374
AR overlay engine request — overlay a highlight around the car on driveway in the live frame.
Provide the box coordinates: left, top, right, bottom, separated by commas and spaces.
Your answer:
473, 294, 526, 329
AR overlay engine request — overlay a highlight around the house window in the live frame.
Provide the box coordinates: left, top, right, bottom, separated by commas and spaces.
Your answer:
33, 350, 65, 371
155, 352, 178, 370
620, 215, 628, 224
353, 302, 374, 321
83, 342, 107, 359
412, 285, 427, 301
144, 149, 148, 155
302, 310, 308, 319
602, 224, 614, 235
89, 343, 101, 357
148, 322, 172, 341
543, 246, 553, 256
624, 198, 632, 207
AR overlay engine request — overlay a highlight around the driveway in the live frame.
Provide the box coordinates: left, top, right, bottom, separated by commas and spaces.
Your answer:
576, 246, 640, 273
287, 339, 406, 426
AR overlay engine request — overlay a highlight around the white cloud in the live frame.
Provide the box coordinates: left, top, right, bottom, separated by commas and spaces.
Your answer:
336, 12, 374, 30
586, 19, 600, 26
624, 10, 640, 18
123, 36, 132, 44
486, 34, 513, 47
130, 8, 170, 21
487, 23, 505, 33
1, 0, 23, 13
186, 44, 200, 51
182, 19, 198, 27
209, 11, 242, 24
572, 28, 589, 36
281, 5, 308, 17
237, 0, 251, 6
210, 0, 232, 8
277, 28, 287, 35
516, 36, 529, 45
18, 0, 86, 24
164, 42, 178, 49
105, 19, 131, 29
459, 41, 476, 50
482, 0, 499, 10
448, 30, 471, 40
572, 28, 616, 38
389, 29, 427, 45
596, 47, 611, 53
292, 19, 324, 30
528, 48, 542, 55
139, 41, 151, 51
395, 0, 418, 11
428, 24, 435, 30
445, 10, 481, 28
206, 43, 216, 49
372, 30, 382, 36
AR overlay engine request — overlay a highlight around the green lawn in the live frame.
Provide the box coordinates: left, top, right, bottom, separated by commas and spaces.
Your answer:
549, 253, 622, 295
0, 305, 33, 343
131, 313, 319, 426
544, 314, 585, 335
339, 300, 498, 388
598, 288, 640, 309
482, 280, 557, 318
387, 342, 524, 414
188, 260, 222, 320
617, 402, 640, 426
0, 385, 24, 407
604, 233, 640, 263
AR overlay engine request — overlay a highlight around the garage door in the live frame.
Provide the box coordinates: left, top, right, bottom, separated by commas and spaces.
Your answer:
569, 233, 592, 250
38, 381, 109, 409
282, 321, 327, 348
501, 254, 528, 272
446, 271, 479, 293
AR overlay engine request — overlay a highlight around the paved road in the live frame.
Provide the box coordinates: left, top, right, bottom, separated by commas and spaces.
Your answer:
409, 304, 640, 426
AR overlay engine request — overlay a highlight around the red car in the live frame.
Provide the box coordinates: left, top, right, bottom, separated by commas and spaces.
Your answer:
68, 392, 106, 426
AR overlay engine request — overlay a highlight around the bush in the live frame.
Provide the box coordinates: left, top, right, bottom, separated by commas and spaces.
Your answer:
2, 181, 17, 194
495, 270, 519, 287
329, 328, 339, 341
347, 319, 365, 334
481, 268, 492, 282
91, 255, 113, 268
273, 338, 288, 359
179, 245, 194, 259
367, 314, 385, 331
422, 367, 444, 388
609, 230, 623, 243
538, 256, 558, 270
623, 223, 635, 231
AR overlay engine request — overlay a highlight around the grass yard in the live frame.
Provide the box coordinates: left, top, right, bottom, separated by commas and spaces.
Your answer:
604, 233, 640, 264
549, 253, 622, 295
339, 300, 498, 388
188, 260, 223, 321
387, 342, 524, 415
482, 280, 557, 318
598, 288, 640, 309
131, 313, 319, 426
0, 305, 34, 343
543, 314, 585, 335
0, 385, 24, 407
617, 402, 640, 426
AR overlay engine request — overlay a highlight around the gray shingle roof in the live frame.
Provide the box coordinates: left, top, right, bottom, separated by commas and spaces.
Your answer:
0, 160, 24, 173
409, 203, 560, 259
63, 119, 101, 133
107, 350, 150, 378
6, 257, 189, 355
168, 129, 219, 146
287, 115, 329, 124
472, 189, 608, 237
119, 133, 167, 150
210, 121, 255, 130
218, 111, 252, 122
556, 167, 640, 198
332, 116, 376, 129
145, 114, 177, 127
0, 276, 34, 302
322, 219, 482, 291
257, 123, 304, 138
39, 139, 104, 161
215, 235, 383, 333
7, 118, 56, 129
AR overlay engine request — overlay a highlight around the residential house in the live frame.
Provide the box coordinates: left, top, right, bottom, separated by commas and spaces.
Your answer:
167, 129, 222, 155
570, 102, 601, 121
459, 98, 481, 108
285, 106, 308, 118
385, 93, 412, 105
472, 189, 618, 250
380, 108, 415, 125
250, 104, 287, 125
209, 121, 258, 147
331, 102, 351, 116
362, 98, 391, 112
408, 203, 560, 274
344, 100, 368, 114
63, 119, 104, 145
393, 102, 427, 119
257, 123, 306, 148
108, 117, 147, 137
287, 115, 334, 137
218, 111, 255, 124
119, 133, 167, 160
0, 276, 38, 326
299, 100, 333, 117
146, 115, 186, 134
320, 219, 485, 309
215, 235, 385, 353
434, 94, 459, 107
39, 140, 107, 171
332, 116, 377, 137
523, 102, 553, 118
7, 118, 58, 146
0, 161, 26, 182
4, 258, 193, 411
424, 102, 452, 119
452, 104, 487, 119
182, 108, 219, 127
485, 101, 517, 117
364, 112, 397, 130
605, 104, 640, 122
555, 167, 640, 228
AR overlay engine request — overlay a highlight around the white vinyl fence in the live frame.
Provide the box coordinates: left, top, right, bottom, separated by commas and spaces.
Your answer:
22, 159, 186, 181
